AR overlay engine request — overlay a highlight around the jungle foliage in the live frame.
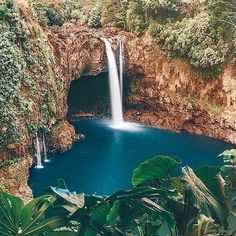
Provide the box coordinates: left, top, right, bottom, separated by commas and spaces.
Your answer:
96, 0, 235, 75
0, 0, 63, 165
1, 150, 236, 235
30, 0, 236, 75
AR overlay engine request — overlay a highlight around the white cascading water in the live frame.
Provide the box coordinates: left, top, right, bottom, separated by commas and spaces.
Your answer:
35, 132, 43, 169
102, 38, 124, 126
43, 133, 50, 162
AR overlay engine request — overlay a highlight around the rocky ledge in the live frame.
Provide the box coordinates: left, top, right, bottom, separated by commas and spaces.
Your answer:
124, 33, 236, 144
48, 25, 236, 144
0, 156, 33, 202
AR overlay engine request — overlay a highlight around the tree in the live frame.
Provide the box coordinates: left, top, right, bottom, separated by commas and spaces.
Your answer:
207, 0, 236, 30
142, 0, 182, 19
100, 0, 126, 27
126, 1, 146, 35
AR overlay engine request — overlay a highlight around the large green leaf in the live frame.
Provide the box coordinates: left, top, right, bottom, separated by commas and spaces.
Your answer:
0, 190, 68, 236
138, 198, 176, 229
23, 216, 67, 235
0, 189, 24, 235
107, 186, 176, 232
218, 149, 236, 161
195, 166, 223, 201
108, 186, 160, 202
21, 195, 54, 229
107, 200, 120, 224
90, 202, 111, 225
83, 228, 97, 236
132, 156, 181, 187
21, 195, 58, 234
182, 166, 227, 227
219, 149, 236, 190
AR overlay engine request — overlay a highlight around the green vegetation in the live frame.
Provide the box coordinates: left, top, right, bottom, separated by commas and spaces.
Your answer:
31, 0, 83, 26
88, 3, 101, 28
150, 12, 228, 70
0, 0, 63, 164
0, 192, 65, 235
97, 0, 235, 76
30, 0, 235, 76
1, 150, 236, 235
0, 0, 32, 145
204, 100, 224, 114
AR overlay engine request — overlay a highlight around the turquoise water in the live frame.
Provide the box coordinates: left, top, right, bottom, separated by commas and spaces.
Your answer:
29, 119, 234, 196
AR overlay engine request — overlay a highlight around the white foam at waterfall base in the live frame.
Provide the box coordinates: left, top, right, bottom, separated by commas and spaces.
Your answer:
109, 122, 144, 131
35, 133, 44, 169
102, 38, 124, 126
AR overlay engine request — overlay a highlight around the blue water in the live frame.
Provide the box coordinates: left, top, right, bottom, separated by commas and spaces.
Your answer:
29, 119, 234, 196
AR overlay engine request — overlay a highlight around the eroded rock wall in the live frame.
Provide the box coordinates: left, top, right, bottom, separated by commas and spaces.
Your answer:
124, 33, 236, 144
0, 156, 32, 202
48, 26, 236, 144
0, 1, 75, 199
47, 26, 124, 116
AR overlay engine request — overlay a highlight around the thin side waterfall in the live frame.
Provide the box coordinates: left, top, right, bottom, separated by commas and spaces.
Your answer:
43, 133, 50, 162
35, 132, 43, 169
102, 38, 124, 126
119, 37, 124, 101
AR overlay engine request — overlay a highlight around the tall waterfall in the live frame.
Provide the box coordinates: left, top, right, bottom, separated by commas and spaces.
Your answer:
35, 132, 43, 169
43, 133, 50, 162
102, 38, 124, 126
119, 38, 124, 101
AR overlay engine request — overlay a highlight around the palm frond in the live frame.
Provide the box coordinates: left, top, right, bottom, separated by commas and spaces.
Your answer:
182, 166, 226, 226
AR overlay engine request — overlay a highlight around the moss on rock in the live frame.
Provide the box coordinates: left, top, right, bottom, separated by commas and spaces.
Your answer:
0, 0, 67, 166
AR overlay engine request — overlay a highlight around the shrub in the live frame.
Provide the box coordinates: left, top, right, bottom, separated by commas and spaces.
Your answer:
126, 1, 146, 35
0, 20, 28, 144
88, 4, 101, 27
148, 20, 160, 36
207, 0, 236, 33
45, 7, 64, 26
31, 0, 83, 26
100, 0, 127, 27
153, 12, 229, 69
0, 1, 63, 153
142, 0, 182, 19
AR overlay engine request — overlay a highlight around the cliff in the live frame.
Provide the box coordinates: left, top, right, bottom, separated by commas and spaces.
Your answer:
0, 1, 75, 200
124, 33, 236, 144
48, 26, 236, 144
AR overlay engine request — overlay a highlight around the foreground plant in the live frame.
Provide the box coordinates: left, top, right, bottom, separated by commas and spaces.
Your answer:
219, 149, 236, 235
1, 150, 236, 235
131, 156, 228, 235
49, 180, 175, 235
0, 192, 67, 235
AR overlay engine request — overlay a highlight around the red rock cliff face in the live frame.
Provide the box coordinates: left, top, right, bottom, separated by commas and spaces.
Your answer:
124, 33, 236, 144
0, 156, 33, 202
47, 26, 236, 144
47, 26, 123, 117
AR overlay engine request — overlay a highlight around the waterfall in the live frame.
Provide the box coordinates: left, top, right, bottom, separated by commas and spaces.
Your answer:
119, 37, 124, 101
35, 132, 43, 169
43, 133, 50, 162
102, 38, 124, 126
